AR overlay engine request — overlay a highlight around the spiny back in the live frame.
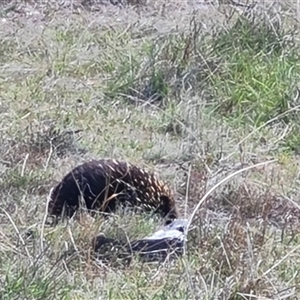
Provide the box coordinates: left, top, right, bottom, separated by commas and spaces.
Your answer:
48, 159, 179, 223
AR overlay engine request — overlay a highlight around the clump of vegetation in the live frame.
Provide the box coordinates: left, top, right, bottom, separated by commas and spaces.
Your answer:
208, 12, 300, 127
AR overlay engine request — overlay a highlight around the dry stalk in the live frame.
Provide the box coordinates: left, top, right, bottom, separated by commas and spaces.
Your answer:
40, 186, 53, 253
0, 207, 32, 261
184, 159, 278, 253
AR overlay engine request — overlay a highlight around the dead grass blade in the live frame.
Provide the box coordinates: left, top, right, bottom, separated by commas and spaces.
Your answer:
0, 207, 32, 262
222, 105, 300, 162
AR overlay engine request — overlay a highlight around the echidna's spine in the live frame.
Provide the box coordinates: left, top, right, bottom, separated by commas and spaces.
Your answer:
47, 159, 179, 223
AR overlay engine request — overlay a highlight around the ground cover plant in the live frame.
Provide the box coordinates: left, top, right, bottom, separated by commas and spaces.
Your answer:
1, 0, 300, 299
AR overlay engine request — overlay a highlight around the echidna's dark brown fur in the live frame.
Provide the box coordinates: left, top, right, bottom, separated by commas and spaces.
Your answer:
48, 159, 179, 224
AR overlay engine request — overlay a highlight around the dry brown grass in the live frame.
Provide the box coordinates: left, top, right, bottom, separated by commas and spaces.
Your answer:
1, 0, 300, 299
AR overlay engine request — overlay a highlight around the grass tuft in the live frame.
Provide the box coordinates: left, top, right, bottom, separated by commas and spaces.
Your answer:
208, 11, 300, 127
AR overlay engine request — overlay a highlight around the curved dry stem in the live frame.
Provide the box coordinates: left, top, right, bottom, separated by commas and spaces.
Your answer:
184, 159, 278, 252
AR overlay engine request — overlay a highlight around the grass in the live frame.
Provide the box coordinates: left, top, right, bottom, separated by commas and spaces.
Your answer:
1, 0, 300, 299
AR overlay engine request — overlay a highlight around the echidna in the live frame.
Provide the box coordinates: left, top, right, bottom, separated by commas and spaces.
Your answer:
47, 159, 179, 224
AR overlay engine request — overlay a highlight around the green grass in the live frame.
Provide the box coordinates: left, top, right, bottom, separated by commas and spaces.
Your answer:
208, 13, 300, 126
1, 1, 300, 299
